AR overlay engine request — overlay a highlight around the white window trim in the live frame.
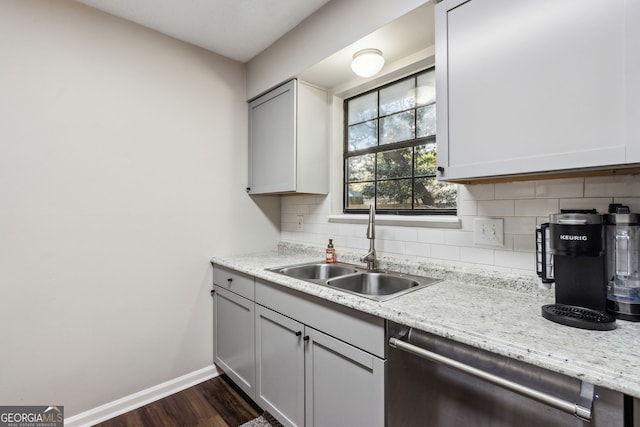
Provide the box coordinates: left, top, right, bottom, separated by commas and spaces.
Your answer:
327, 214, 461, 229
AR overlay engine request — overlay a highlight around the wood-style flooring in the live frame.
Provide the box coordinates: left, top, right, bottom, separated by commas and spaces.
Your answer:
94, 375, 260, 427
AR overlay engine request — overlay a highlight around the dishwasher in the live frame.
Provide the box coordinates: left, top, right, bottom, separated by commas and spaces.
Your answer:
386, 321, 630, 426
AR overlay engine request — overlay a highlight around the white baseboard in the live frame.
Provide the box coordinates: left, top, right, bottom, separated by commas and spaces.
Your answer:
65, 365, 219, 427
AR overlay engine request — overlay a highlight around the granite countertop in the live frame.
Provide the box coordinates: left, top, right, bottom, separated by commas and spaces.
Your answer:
211, 244, 640, 399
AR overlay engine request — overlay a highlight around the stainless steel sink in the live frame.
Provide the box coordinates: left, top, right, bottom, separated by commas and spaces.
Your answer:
327, 272, 418, 296
268, 261, 440, 301
273, 263, 359, 280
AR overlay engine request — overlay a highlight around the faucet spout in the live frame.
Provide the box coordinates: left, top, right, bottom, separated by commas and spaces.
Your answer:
360, 205, 377, 270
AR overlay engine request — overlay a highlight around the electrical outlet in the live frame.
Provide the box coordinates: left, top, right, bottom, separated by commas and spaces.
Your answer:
473, 218, 504, 247
296, 215, 304, 232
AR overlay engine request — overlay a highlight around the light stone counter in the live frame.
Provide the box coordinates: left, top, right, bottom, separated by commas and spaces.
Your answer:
211, 243, 640, 399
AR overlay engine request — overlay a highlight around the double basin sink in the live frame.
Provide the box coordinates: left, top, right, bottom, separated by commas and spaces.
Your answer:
267, 261, 440, 302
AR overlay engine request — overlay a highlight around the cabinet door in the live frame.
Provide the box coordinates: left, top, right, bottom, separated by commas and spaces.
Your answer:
626, 0, 640, 164
255, 305, 305, 427
436, 0, 627, 181
248, 80, 296, 194
213, 285, 255, 399
304, 327, 385, 427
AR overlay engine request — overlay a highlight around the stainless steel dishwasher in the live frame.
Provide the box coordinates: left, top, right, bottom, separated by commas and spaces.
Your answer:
386, 321, 629, 426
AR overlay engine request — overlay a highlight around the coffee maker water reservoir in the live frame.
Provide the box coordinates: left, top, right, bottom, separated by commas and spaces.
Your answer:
605, 204, 640, 321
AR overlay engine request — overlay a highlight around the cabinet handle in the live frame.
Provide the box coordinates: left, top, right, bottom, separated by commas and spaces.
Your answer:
227, 278, 233, 284
295, 331, 302, 337
210, 289, 215, 296
303, 336, 310, 341
437, 166, 445, 173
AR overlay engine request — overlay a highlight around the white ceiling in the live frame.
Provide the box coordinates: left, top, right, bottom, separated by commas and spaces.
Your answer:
75, 0, 435, 89
76, 0, 332, 62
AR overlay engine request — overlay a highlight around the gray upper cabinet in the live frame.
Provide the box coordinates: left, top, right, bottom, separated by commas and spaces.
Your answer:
248, 79, 329, 195
435, 0, 639, 181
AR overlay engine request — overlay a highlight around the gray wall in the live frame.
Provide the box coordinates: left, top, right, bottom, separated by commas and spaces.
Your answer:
0, 0, 280, 417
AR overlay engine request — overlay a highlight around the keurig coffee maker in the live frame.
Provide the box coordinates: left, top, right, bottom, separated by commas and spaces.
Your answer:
605, 204, 640, 321
539, 209, 616, 330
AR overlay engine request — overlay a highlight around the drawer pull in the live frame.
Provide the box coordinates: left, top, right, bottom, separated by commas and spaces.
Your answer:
295, 331, 302, 337
303, 335, 310, 341
227, 278, 233, 284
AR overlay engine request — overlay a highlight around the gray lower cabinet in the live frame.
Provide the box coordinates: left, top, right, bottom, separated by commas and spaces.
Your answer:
304, 327, 385, 427
212, 285, 255, 399
255, 305, 305, 427
254, 304, 385, 427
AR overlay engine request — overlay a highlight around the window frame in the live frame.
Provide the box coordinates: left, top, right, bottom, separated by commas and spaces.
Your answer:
342, 68, 456, 216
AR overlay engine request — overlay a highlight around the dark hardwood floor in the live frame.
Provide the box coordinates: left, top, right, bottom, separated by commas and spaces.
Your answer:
94, 375, 260, 427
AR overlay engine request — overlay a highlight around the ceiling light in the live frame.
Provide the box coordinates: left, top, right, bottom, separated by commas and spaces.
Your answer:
351, 49, 385, 78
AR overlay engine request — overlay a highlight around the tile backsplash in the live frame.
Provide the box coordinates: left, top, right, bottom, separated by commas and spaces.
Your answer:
281, 174, 640, 277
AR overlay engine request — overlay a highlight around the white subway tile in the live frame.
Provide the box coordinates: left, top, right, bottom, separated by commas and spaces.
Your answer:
504, 216, 536, 234
459, 217, 475, 231
394, 227, 418, 242
376, 226, 394, 240
417, 228, 446, 244
500, 234, 514, 251
458, 183, 495, 201
513, 234, 536, 252
494, 250, 536, 272
535, 178, 584, 198
478, 200, 515, 216
460, 247, 494, 265
405, 242, 431, 257
444, 230, 473, 246
345, 236, 366, 250
514, 199, 558, 216
430, 244, 460, 261
585, 175, 640, 197
457, 200, 478, 217
495, 182, 535, 199
379, 239, 405, 256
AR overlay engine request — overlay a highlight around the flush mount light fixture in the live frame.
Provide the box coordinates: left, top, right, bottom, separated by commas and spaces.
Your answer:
351, 49, 385, 78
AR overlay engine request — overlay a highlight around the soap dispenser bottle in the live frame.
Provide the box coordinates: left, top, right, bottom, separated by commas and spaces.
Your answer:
326, 239, 336, 264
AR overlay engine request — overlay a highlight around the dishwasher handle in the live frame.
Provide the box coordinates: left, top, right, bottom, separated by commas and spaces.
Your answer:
389, 336, 594, 422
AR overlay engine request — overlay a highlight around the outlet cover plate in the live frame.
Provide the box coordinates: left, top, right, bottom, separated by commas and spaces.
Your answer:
473, 218, 504, 247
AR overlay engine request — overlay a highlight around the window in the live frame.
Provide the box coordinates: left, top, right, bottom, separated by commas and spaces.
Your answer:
343, 68, 457, 214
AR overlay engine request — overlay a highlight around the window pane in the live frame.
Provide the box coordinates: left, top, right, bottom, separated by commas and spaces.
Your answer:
417, 70, 436, 106
414, 177, 458, 209
348, 120, 378, 151
346, 182, 374, 209
380, 111, 415, 145
377, 179, 412, 209
348, 92, 377, 125
377, 148, 412, 179
347, 154, 375, 182
416, 105, 436, 138
380, 79, 415, 116
414, 143, 437, 176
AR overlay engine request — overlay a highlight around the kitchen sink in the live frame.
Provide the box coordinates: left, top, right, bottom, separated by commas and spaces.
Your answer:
273, 263, 360, 280
267, 261, 440, 301
327, 272, 423, 297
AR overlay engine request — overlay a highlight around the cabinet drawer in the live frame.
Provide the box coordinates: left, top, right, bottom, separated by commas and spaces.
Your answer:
255, 279, 385, 358
212, 265, 255, 301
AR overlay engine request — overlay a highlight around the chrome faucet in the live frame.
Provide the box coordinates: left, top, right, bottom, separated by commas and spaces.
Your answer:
360, 204, 377, 270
